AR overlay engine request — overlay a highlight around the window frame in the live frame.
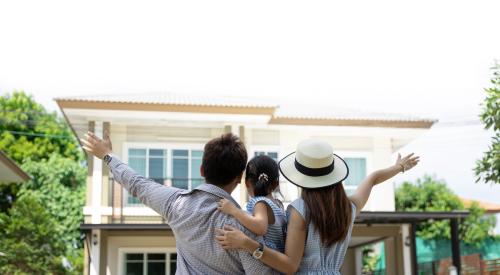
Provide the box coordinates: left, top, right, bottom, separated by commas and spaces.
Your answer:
334, 150, 372, 194
122, 142, 205, 207
118, 247, 177, 275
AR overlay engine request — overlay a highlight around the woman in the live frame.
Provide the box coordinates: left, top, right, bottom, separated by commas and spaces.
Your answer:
216, 139, 419, 274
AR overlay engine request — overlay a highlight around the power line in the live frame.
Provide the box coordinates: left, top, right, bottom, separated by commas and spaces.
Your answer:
0, 130, 75, 140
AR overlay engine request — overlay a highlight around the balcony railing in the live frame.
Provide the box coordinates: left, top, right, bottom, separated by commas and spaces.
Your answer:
109, 177, 204, 224
107, 177, 298, 224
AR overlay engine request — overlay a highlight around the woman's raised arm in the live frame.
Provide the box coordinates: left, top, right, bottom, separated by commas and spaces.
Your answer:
349, 153, 419, 215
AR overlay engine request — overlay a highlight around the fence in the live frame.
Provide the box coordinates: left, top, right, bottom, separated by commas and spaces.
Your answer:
417, 254, 500, 275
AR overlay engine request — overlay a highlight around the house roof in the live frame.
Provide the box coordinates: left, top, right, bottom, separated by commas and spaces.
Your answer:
0, 151, 31, 183
56, 92, 436, 128
55, 92, 278, 109
461, 198, 500, 214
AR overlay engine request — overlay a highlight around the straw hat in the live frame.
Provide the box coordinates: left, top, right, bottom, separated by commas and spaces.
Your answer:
278, 139, 349, 189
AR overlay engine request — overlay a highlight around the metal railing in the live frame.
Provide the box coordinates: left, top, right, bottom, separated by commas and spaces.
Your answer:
109, 177, 204, 224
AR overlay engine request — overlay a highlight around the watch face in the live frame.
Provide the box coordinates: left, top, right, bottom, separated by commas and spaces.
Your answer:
253, 250, 263, 259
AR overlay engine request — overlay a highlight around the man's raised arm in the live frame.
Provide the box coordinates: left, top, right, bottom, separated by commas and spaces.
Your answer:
81, 131, 180, 219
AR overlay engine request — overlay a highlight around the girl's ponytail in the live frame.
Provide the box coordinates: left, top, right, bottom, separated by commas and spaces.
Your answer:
245, 155, 279, 197
254, 173, 269, 196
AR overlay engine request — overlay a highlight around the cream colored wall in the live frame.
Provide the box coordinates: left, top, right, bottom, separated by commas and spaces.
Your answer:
90, 123, 401, 214
106, 235, 176, 275
250, 128, 395, 211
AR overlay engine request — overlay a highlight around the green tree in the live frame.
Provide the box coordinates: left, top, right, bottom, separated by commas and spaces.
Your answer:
475, 62, 500, 184
395, 176, 496, 245
0, 192, 69, 274
0, 91, 82, 164
20, 154, 86, 251
0, 91, 85, 273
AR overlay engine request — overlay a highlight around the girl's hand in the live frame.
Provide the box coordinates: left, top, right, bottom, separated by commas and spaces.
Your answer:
215, 225, 249, 250
396, 153, 420, 173
217, 198, 237, 216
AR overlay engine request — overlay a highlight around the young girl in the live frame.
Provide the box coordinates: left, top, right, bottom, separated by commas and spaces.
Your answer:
217, 155, 287, 252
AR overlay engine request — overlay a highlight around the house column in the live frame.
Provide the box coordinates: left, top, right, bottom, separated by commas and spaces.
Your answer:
450, 218, 461, 274
384, 237, 396, 275
400, 224, 413, 275
354, 247, 363, 275
368, 137, 395, 211
101, 122, 111, 223
90, 229, 101, 275
410, 222, 418, 275
90, 121, 103, 275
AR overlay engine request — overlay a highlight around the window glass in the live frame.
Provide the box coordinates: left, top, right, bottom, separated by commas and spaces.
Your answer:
128, 149, 147, 205
147, 253, 166, 275
254, 151, 278, 162
125, 253, 175, 275
149, 149, 166, 183
190, 150, 204, 189
125, 253, 144, 275
169, 254, 177, 274
173, 150, 189, 189
343, 158, 367, 186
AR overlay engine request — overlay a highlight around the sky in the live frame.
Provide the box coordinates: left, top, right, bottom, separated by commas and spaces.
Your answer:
1, 0, 499, 226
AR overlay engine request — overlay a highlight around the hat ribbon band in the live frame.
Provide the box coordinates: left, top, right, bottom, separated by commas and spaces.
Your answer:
294, 158, 335, 177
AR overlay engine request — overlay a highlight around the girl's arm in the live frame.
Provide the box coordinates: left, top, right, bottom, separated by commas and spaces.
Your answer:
218, 199, 269, 236
349, 153, 419, 215
216, 208, 307, 274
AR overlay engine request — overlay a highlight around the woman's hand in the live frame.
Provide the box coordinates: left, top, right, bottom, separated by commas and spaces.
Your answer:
80, 131, 113, 159
215, 225, 250, 250
395, 153, 420, 173
217, 198, 238, 216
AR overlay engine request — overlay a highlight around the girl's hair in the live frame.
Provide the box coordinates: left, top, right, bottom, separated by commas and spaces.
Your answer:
301, 183, 352, 246
245, 155, 280, 196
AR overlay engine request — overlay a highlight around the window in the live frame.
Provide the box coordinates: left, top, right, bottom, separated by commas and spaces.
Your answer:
343, 157, 367, 195
254, 151, 278, 161
171, 150, 204, 189
124, 252, 176, 275
125, 147, 204, 206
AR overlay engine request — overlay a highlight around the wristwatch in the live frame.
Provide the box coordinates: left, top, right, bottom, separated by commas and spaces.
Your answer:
252, 242, 264, 260
103, 154, 112, 165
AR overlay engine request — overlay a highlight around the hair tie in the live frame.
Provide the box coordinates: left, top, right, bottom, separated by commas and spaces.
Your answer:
258, 173, 269, 182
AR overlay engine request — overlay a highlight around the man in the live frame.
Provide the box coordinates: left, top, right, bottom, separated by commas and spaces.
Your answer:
81, 132, 276, 275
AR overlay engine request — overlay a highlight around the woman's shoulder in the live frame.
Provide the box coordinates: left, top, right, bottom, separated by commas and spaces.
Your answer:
287, 198, 306, 217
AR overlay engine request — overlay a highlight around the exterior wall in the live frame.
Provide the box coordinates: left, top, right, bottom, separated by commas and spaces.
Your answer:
84, 121, 400, 224
106, 231, 176, 275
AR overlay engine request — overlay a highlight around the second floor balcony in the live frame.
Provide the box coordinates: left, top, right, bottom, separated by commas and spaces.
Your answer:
100, 177, 298, 225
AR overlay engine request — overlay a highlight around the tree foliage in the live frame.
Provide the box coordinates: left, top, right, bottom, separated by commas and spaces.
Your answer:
475, 62, 500, 184
0, 91, 85, 273
395, 176, 496, 245
0, 192, 69, 274
20, 154, 86, 250
0, 91, 82, 164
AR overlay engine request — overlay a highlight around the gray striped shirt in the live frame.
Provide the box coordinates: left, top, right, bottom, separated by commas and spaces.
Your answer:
107, 154, 278, 275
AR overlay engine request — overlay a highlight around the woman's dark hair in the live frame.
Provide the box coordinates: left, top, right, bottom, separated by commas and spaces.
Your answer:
301, 183, 352, 246
245, 155, 279, 196
202, 133, 248, 187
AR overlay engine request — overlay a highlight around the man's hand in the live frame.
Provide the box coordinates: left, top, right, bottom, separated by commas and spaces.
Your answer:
81, 131, 113, 159
217, 198, 238, 216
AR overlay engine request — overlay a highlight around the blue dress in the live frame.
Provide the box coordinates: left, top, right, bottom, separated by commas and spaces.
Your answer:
246, 196, 287, 252
287, 198, 357, 275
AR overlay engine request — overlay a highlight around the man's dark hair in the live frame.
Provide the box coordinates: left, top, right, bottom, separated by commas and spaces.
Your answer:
202, 133, 248, 187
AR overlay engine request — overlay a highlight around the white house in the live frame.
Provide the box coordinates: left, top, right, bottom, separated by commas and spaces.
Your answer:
56, 92, 441, 275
